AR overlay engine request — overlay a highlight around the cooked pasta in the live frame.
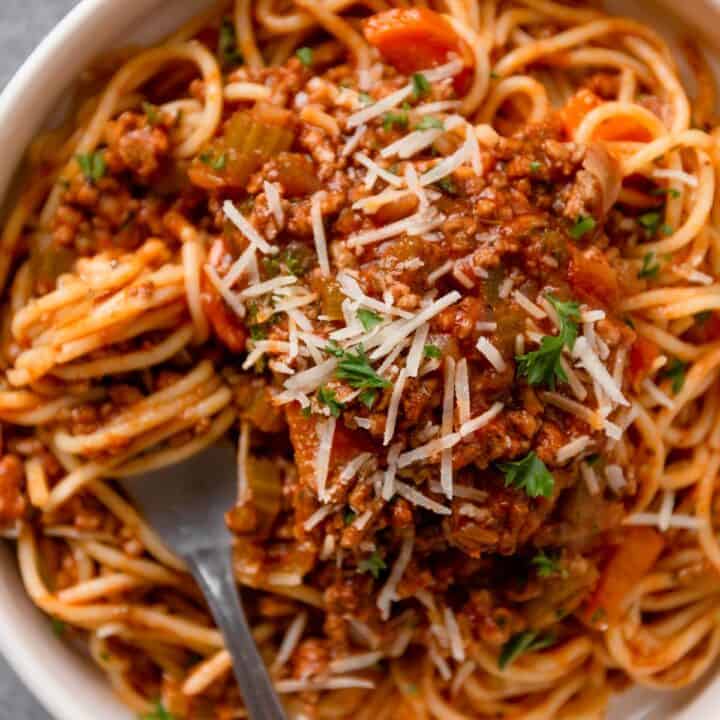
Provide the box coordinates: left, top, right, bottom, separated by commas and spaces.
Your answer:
1, 1, 720, 718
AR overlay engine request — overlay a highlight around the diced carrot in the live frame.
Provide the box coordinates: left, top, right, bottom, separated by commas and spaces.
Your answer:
628, 336, 660, 385
560, 89, 652, 142
363, 9, 472, 92
583, 527, 664, 626
567, 245, 618, 306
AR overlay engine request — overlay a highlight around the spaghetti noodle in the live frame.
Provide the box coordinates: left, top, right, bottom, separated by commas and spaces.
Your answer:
1, 1, 720, 718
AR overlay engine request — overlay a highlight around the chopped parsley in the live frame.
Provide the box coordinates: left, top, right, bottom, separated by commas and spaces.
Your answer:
359, 389, 378, 409
424, 344, 442, 359
296, 47, 314, 67
638, 211, 661, 234
335, 346, 391, 391
324, 340, 344, 358
435, 177, 458, 195
51, 618, 66, 637
415, 116, 444, 131
218, 19, 242, 67
357, 308, 383, 331
569, 215, 596, 239
358, 91, 373, 106
411, 72, 430, 99
516, 294, 580, 389
662, 358, 688, 394
383, 110, 409, 131
142, 102, 160, 126
317, 386, 345, 417
529, 160, 542, 173
695, 310, 713, 325
531, 551, 566, 578
140, 702, 176, 720
637, 252, 660, 279
498, 631, 556, 670
344, 509, 357, 525
76, 152, 106, 184
199, 152, 227, 171
358, 550, 387, 579
497, 451, 555, 499
590, 607, 608, 625
651, 187, 681, 198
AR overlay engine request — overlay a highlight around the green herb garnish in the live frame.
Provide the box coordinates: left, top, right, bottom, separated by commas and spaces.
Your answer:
359, 389, 378, 409
435, 177, 458, 195
423, 344, 442, 359
317, 386, 345, 417
411, 72, 430, 99
357, 308, 383, 331
638, 252, 660, 279
498, 631, 556, 670
569, 215, 596, 239
498, 451, 555, 499
531, 551, 565, 578
383, 110, 409, 131
335, 346, 391, 391
200, 152, 227, 171
218, 18, 242, 67
344, 510, 357, 525
296, 47, 314, 67
358, 91, 373, 106
143, 102, 160, 126
650, 187, 681, 198
695, 310, 712, 325
76, 152, 106, 184
516, 294, 580, 389
140, 701, 176, 720
662, 358, 688, 394
358, 551, 387, 579
416, 116, 444, 130
529, 161, 542, 173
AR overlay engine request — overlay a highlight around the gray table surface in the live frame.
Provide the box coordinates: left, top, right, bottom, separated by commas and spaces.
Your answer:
0, 3, 78, 717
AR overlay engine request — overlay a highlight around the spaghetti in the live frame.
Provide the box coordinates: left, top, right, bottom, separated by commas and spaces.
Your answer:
1, 1, 720, 718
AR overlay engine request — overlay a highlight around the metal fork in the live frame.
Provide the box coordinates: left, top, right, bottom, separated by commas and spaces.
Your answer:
120, 444, 287, 720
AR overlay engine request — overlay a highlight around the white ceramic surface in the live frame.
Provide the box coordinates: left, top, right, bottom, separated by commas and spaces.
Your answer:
1, 1, 720, 718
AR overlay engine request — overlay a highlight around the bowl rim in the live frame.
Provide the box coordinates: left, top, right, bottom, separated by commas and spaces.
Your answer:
2, 1, 720, 719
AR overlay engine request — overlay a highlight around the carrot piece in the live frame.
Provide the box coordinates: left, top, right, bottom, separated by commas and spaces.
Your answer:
628, 336, 660, 385
560, 89, 652, 142
363, 8, 472, 86
583, 527, 664, 626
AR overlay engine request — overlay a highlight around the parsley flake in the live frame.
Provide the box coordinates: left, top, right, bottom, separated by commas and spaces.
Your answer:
499, 631, 556, 670
358, 91, 373, 106
218, 19, 242, 67
529, 161, 542, 173
531, 551, 566, 578
662, 358, 688, 394
569, 215, 596, 239
416, 116, 444, 131
317, 386, 345, 417
411, 73, 430, 99
516, 294, 580, 389
336, 347, 391, 390
324, 340, 344, 358
296, 47, 314, 67
359, 389, 378, 409
383, 110, 409, 131
200, 152, 227, 171
498, 451, 555, 498
651, 187, 681, 198
140, 701, 176, 720
435, 177, 458, 195
76, 152, 106, 184
358, 551, 387, 579
638, 252, 660, 279
143, 102, 160, 126
357, 308, 383, 331
695, 310, 712, 325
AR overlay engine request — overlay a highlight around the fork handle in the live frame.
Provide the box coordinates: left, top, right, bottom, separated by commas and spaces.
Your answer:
187, 546, 287, 720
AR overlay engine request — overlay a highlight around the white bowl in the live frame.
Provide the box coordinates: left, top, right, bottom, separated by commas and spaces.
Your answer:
1, 1, 720, 718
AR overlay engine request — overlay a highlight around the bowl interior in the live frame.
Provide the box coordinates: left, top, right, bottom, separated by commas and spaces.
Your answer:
0, 1, 720, 719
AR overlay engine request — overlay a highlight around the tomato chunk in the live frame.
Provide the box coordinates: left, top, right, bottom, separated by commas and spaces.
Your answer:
568, 245, 618, 306
628, 336, 660, 385
560, 89, 652, 142
364, 9, 472, 86
583, 527, 664, 626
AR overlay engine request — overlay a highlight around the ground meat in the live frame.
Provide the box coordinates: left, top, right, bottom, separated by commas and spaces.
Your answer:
104, 111, 171, 180
0, 455, 25, 525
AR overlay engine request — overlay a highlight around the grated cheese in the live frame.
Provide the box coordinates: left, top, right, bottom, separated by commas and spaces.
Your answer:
354, 152, 403, 187
580, 462, 600, 495
384, 369, 408, 445
459, 402, 504, 437
476, 337, 507, 372
284, 359, 337, 394
428, 260, 453, 286
337, 272, 413, 318
347, 209, 444, 248
303, 503, 339, 531
641, 377, 674, 410
573, 337, 629, 407
430, 481, 487, 502
406, 323, 430, 378
395, 480, 451, 515
204, 264, 246, 319
556, 435, 591, 464
476, 321, 497, 332
605, 464, 626, 493
397, 432, 461, 468
652, 168, 698, 187
441, 357, 456, 499
559, 357, 588, 401
315, 417, 336, 502
311, 191, 330, 277
378, 533, 415, 620
419, 140, 470, 186
625, 512, 704, 531
443, 607, 465, 663
276, 677, 375, 693
242, 340, 291, 370
454, 359, 471, 426
272, 611, 308, 671
329, 651, 384, 675
340, 452, 371, 483
512, 290, 546, 319
658, 489, 676, 532
263, 181, 284, 228
382, 443, 402, 501
223, 200, 276, 254
541, 391, 603, 429
341, 124, 367, 157
237, 421, 250, 505
239, 274, 296, 299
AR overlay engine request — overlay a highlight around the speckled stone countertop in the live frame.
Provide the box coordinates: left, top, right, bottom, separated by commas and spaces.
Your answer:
0, 4, 76, 718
